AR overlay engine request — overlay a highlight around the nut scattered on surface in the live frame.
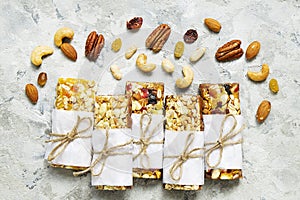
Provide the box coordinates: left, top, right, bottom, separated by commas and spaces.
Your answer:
204, 18, 222, 33
246, 41, 260, 60
60, 43, 77, 61
54, 27, 74, 47
145, 24, 171, 53
125, 45, 137, 59
256, 100, 271, 123
110, 64, 122, 80
85, 31, 105, 61
31, 46, 54, 66
269, 78, 279, 93
37, 72, 47, 87
111, 38, 122, 52
175, 65, 194, 88
189, 47, 206, 62
25, 83, 38, 104
136, 53, 156, 72
215, 40, 243, 62
127, 17, 143, 29
183, 29, 198, 43
174, 41, 184, 58
247, 63, 269, 82
161, 59, 175, 73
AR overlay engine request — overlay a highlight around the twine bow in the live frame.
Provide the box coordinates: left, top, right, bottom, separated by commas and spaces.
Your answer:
205, 114, 245, 169
73, 127, 132, 177
133, 113, 164, 168
46, 116, 92, 162
164, 132, 204, 181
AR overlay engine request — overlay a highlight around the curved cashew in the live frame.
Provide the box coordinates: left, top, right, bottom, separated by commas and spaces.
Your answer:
31, 45, 54, 66
136, 53, 156, 72
247, 63, 269, 82
54, 27, 74, 47
110, 64, 122, 80
161, 59, 175, 73
175, 65, 194, 88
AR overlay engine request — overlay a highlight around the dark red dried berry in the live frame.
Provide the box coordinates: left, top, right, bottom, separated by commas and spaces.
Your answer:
183, 29, 198, 43
127, 17, 143, 30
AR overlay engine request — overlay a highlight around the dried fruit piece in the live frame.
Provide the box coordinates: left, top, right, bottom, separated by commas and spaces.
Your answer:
256, 100, 271, 123
189, 47, 206, 62
184, 29, 198, 43
269, 78, 279, 93
145, 24, 171, 53
246, 41, 260, 60
37, 72, 47, 87
111, 38, 122, 52
61, 43, 77, 61
215, 40, 243, 62
127, 17, 143, 29
204, 18, 222, 33
247, 63, 269, 82
85, 31, 105, 61
174, 41, 184, 58
25, 83, 38, 104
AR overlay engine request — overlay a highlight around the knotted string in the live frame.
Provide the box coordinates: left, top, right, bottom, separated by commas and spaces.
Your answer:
46, 116, 92, 162
205, 114, 245, 169
133, 113, 164, 168
164, 132, 204, 181
73, 127, 132, 177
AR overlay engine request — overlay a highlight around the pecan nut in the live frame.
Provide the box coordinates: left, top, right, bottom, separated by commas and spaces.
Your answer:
145, 24, 171, 53
85, 31, 105, 61
127, 17, 143, 30
215, 39, 243, 62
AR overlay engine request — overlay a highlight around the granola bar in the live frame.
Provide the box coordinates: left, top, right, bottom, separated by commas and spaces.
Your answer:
126, 81, 164, 179
199, 83, 242, 180
163, 95, 204, 190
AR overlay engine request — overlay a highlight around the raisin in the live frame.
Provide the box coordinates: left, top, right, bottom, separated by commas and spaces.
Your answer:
183, 29, 198, 43
127, 17, 143, 30
224, 84, 232, 95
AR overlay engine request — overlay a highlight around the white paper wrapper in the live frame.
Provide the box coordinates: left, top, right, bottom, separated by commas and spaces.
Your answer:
92, 129, 133, 186
163, 130, 204, 185
203, 114, 243, 169
45, 109, 93, 167
131, 113, 164, 169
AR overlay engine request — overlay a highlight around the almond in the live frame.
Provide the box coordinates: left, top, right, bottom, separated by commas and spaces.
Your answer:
256, 100, 271, 123
61, 43, 77, 61
246, 41, 260, 60
37, 72, 47, 87
204, 18, 221, 33
25, 83, 38, 104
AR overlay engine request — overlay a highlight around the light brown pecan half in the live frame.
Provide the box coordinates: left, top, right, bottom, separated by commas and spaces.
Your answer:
145, 24, 171, 53
85, 31, 105, 62
215, 39, 243, 62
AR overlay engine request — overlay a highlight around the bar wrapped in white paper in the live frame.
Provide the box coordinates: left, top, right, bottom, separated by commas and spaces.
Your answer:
91, 129, 133, 187
203, 114, 243, 169
163, 130, 204, 186
45, 109, 93, 169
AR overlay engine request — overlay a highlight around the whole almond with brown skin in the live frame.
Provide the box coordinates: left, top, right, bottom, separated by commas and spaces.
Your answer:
37, 72, 47, 87
246, 41, 260, 60
61, 43, 77, 61
204, 18, 221, 33
25, 83, 38, 104
256, 100, 271, 123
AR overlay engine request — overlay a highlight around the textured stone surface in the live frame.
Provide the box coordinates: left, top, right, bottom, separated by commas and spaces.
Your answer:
0, 0, 299, 199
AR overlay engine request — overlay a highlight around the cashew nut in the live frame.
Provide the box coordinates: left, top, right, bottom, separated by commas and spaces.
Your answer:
30, 45, 54, 66
247, 63, 269, 82
125, 45, 137, 59
54, 27, 74, 47
161, 59, 175, 73
110, 64, 122, 80
189, 47, 206, 62
136, 53, 156, 72
175, 65, 194, 88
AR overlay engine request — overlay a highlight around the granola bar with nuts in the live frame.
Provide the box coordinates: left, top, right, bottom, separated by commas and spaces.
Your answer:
55, 78, 96, 112
163, 95, 204, 190
199, 83, 243, 180
126, 81, 164, 179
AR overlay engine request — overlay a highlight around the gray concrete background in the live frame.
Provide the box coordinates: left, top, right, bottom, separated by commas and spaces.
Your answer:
0, 0, 299, 199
